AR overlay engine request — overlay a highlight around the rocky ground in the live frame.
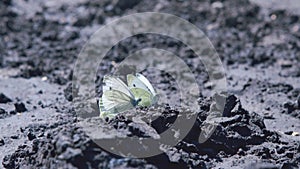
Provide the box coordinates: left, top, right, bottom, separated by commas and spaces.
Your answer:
0, 0, 300, 168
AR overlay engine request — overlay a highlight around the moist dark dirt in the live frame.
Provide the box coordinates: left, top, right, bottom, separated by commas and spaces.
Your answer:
1, 0, 300, 169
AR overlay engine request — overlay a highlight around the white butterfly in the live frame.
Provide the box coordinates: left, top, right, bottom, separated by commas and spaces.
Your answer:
99, 75, 141, 118
127, 73, 159, 107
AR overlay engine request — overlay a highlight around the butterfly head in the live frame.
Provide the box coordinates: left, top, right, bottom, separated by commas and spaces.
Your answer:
132, 98, 142, 107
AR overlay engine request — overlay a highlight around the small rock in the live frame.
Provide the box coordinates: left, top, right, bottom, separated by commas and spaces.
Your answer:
20, 67, 43, 78
11, 135, 18, 139
237, 148, 245, 156
204, 81, 214, 89
0, 93, 12, 103
54, 76, 67, 85
0, 108, 6, 114
284, 131, 293, 135
115, 0, 140, 10
73, 14, 91, 27
41, 30, 58, 41
32, 139, 39, 152
2, 155, 13, 168
0, 138, 4, 146
14, 102, 27, 112
283, 102, 296, 114
55, 135, 72, 153
27, 131, 36, 141
277, 147, 285, 154
281, 162, 298, 169
38, 132, 44, 137
285, 151, 294, 159
10, 110, 16, 115
58, 147, 83, 161
73, 134, 81, 144
278, 60, 293, 68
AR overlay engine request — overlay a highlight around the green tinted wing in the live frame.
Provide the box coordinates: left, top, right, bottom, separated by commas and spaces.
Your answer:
130, 88, 153, 107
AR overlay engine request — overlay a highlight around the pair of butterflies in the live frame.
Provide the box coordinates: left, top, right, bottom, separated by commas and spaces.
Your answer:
99, 73, 158, 118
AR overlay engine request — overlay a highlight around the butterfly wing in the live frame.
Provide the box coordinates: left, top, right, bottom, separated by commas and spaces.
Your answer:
103, 75, 135, 98
127, 74, 150, 92
127, 73, 158, 106
135, 73, 157, 96
130, 88, 153, 107
101, 90, 135, 112
99, 75, 136, 118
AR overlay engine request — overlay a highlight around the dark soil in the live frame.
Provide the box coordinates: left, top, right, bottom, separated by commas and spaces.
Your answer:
1, 0, 300, 169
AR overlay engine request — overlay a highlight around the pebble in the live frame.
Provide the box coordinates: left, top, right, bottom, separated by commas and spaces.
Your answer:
115, 0, 140, 10
0, 108, 6, 114
2, 155, 12, 168
27, 131, 36, 141
55, 136, 72, 153
0, 138, 4, 146
72, 134, 81, 144
278, 60, 293, 68
281, 162, 298, 169
283, 102, 296, 113
0, 93, 12, 103
237, 148, 245, 156
14, 102, 27, 112
285, 152, 294, 159
11, 135, 18, 139
58, 147, 82, 161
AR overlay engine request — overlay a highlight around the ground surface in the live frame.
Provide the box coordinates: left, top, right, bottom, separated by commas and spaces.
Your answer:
0, 0, 300, 168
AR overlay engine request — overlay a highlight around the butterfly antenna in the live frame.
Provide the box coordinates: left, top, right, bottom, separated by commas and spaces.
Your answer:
136, 98, 142, 106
